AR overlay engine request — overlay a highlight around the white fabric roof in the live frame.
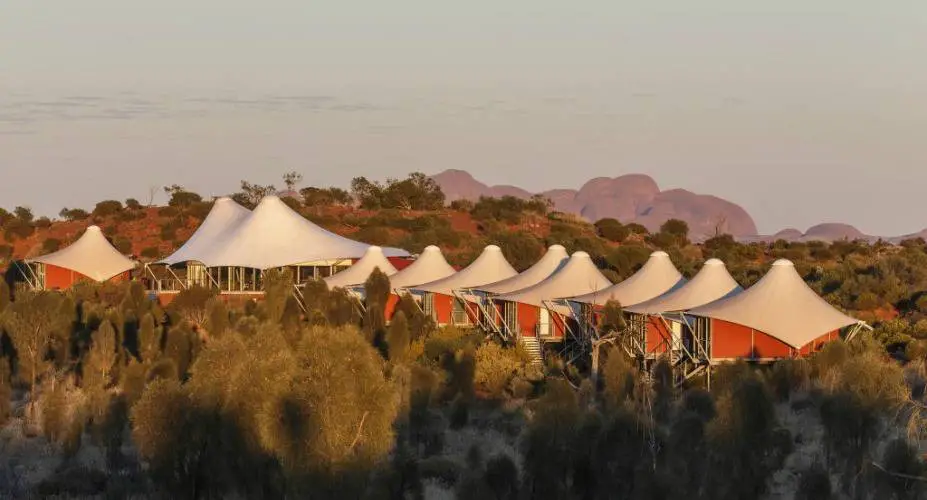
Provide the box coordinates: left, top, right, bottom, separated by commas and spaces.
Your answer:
324, 246, 398, 289
688, 259, 860, 348
626, 258, 742, 315
568, 251, 685, 307
389, 245, 457, 290
475, 245, 569, 295
188, 195, 409, 269
158, 197, 251, 265
494, 251, 612, 308
412, 245, 517, 295
27, 225, 136, 282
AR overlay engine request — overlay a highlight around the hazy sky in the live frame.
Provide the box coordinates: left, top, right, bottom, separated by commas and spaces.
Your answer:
2, 1, 925, 235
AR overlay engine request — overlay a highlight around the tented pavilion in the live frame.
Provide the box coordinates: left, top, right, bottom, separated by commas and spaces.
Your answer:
623, 258, 742, 363
22, 225, 136, 290
493, 251, 612, 341
567, 250, 687, 336
410, 245, 517, 326
324, 246, 398, 290
382, 245, 457, 319
686, 259, 868, 366
152, 195, 408, 297
466, 245, 569, 335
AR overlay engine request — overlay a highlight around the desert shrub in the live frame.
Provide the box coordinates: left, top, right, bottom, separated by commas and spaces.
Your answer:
423, 326, 481, 363
125, 198, 142, 210
520, 379, 582, 499
473, 342, 527, 399
140, 246, 160, 259
42, 237, 62, 253
599, 347, 639, 410
2, 291, 72, 395
0, 359, 11, 427
260, 325, 400, 496
113, 236, 133, 255
364, 268, 391, 346
875, 438, 925, 500
163, 326, 196, 379
767, 358, 812, 401
92, 199, 123, 217
4, 219, 34, 240
605, 245, 652, 279
0, 244, 12, 261
59, 207, 90, 221
157, 206, 178, 217
395, 293, 435, 341
595, 218, 630, 243
488, 231, 545, 271
795, 462, 833, 500
387, 311, 412, 363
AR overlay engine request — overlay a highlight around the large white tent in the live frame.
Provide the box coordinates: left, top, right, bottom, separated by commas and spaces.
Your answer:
158, 197, 251, 266
494, 251, 612, 310
185, 195, 408, 269
568, 251, 686, 308
388, 245, 456, 290
475, 245, 569, 295
688, 259, 861, 348
412, 245, 516, 296
324, 246, 398, 289
625, 258, 741, 315
26, 225, 136, 282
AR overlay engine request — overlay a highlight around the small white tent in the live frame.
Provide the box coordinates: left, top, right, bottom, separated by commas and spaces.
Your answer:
26, 225, 136, 283
495, 251, 612, 310
388, 245, 456, 290
626, 259, 741, 315
189, 195, 409, 269
412, 245, 517, 296
688, 259, 861, 349
568, 251, 685, 308
158, 197, 250, 266
324, 246, 398, 289
475, 245, 569, 295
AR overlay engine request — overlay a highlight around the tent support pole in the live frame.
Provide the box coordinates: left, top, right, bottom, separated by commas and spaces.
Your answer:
166, 266, 188, 291
15, 261, 40, 290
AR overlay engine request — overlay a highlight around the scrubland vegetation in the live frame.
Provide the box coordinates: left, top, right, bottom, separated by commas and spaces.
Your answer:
3, 173, 927, 497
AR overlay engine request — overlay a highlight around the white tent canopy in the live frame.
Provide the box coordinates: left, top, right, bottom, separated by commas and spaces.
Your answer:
412, 245, 516, 295
27, 225, 136, 282
625, 258, 742, 315
158, 197, 251, 266
389, 245, 456, 290
324, 246, 398, 289
186, 195, 409, 269
495, 251, 612, 309
688, 259, 860, 348
568, 251, 685, 308
475, 245, 569, 295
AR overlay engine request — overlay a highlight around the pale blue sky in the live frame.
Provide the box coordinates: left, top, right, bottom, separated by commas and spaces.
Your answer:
2, 1, 925, 235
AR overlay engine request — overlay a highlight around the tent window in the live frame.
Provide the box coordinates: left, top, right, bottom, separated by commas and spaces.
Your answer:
452, 298, 469, 325
538, 308, 551, 337
423, 294, 435, 320
504, 302, 518, 334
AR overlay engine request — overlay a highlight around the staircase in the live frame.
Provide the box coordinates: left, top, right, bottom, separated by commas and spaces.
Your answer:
520, 337, 543, 366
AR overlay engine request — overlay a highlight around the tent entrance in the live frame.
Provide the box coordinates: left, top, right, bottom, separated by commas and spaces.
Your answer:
538, 307, 551, 338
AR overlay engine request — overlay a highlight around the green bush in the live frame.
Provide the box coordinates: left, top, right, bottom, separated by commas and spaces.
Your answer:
42, 238, 62, 253
92, 200, 123, 217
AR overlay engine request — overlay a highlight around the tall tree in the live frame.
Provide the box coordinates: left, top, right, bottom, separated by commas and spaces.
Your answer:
2, 291, 71, 399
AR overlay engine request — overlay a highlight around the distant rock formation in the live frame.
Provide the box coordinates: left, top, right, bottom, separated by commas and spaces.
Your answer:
431, 169, 758, 238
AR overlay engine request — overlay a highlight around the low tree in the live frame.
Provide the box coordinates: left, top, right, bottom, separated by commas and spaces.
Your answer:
283, 171, 303, 192
364, 268, 391, 346
92, 200, 123, 217
234, 180, 276, 208
387, 311, 412, 363
2, 291, 72, 399
595, 218, 630, 243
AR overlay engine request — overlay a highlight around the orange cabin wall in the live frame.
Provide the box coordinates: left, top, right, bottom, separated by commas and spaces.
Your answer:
384, 293, 401, 320
43, 264, 130, 291
710, 319, 839, 361
645, 316, 673, 355
514, 302, 566, 339
432, 293, 453, 325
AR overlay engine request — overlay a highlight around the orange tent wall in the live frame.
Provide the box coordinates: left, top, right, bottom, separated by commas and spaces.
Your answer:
43, 264, 130, 291
430, 292, 479, 326
643, 315, 673, 355
710, 318, 839, 361
513, 302, 566, 339
384, 293, 401, 320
